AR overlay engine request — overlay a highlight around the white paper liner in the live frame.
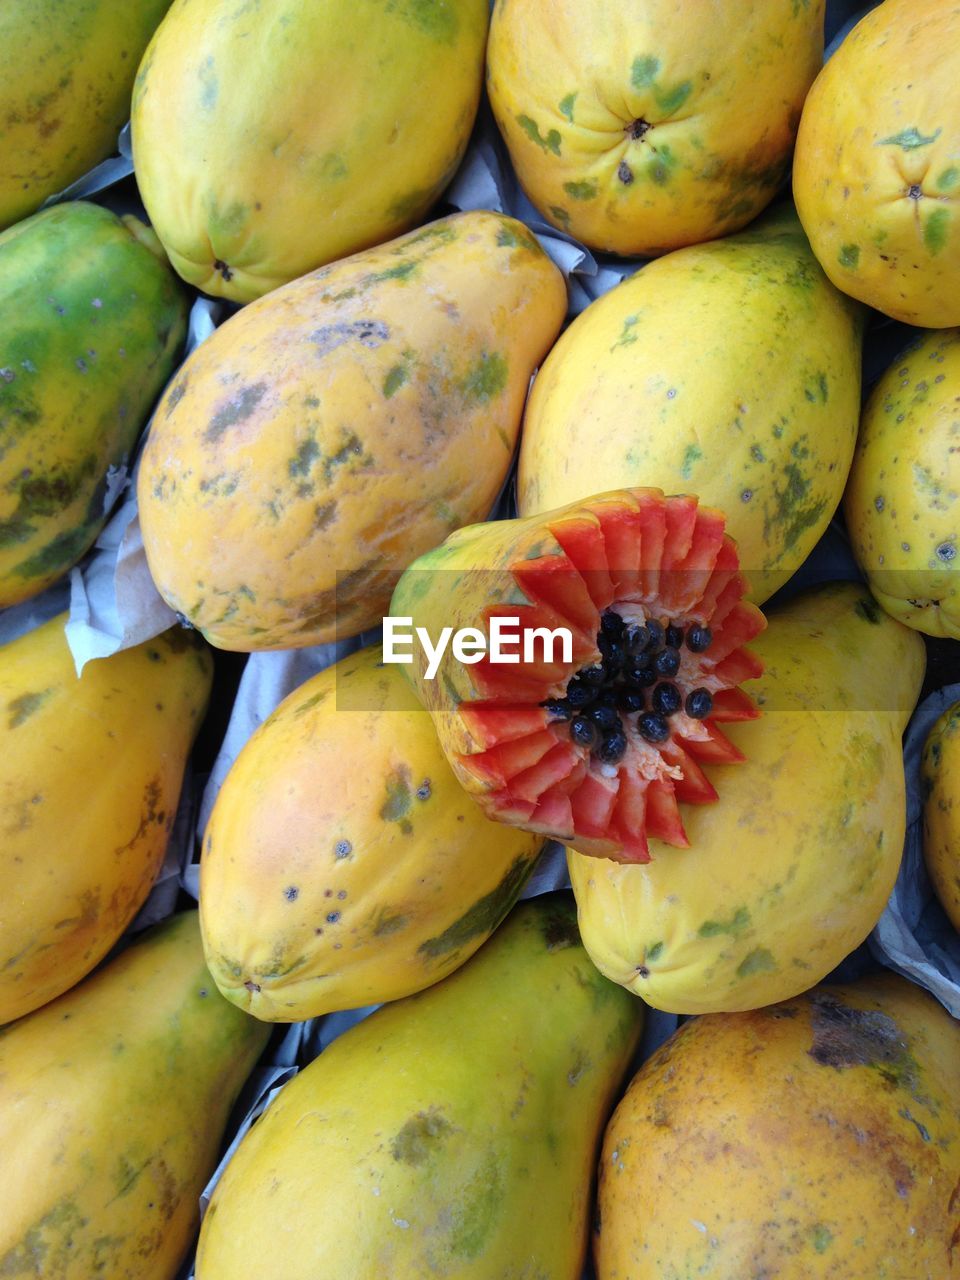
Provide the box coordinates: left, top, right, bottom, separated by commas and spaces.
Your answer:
39, 123, 135, 210
871, 684, 960, 1017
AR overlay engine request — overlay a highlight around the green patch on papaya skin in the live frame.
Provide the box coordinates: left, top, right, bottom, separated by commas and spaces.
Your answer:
737, 947, 776, 978
7, 688, 53, 729
13, 521, 98, 581
877, 126, 942, 150
368, 260, 418, 285
448, 1151, 505, 1260
923, 207, 950, 256
655, 81, 692, 115
611, 314, 640, 351
292, 690, 326, 717
680, 444, 701, 479
289, 438, 320, 478
391, 1108, 454, 1165
198, 55, 218, 110
763, 462, 827, 556
205, 383, 267, 444
384, 0, 459, 43
460, 352, 508, 404
417, 855, 535, 959
0, 453, 99, 549
517, 114, 562, 156
371, 908, 408, 937
811, 1224, 834, 1254
383, 364, 408, 398
558, 92, 577, 122
549, 205, 571, 228
855, 596, 883, 625
646, 940, 664, 962
631, 55, 661, 88
496, 224, 540, 253
937, 167, 960, 191
0, 1198, 87, 1277
564, 179, 599, 201
698, 906, 751, 938
380, 767, 413, 824
838, 243, 860, 269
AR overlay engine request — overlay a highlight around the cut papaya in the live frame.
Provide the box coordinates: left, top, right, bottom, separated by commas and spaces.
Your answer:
390, 489, 766, 863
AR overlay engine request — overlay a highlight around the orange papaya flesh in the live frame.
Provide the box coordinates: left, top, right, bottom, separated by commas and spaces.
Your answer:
391, 489, 766, 863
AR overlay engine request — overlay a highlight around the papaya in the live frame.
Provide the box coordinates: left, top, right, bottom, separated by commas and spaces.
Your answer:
487, 0, 824, 255
567, 581, 925, 1013
517, 205, 865, 605
843, 328, 960, 638
389, 487, 766, 864
596, 973, 960, 1279
0, 0, 172, 230
131, 0, 489, 302
0, 201, 188, 607
200, 645, 544, 1021
194, 895, 642, 1280
794, 0, 960, 327
921, 700, 960, 933
137, 211, 566, 650
0, 911, 270, 1280
0, 614, 212, 1024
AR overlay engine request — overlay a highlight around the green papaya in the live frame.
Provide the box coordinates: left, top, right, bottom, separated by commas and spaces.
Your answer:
0, 201, 188, 606
195, 895, 643, 1280
0, 911, 270, 1280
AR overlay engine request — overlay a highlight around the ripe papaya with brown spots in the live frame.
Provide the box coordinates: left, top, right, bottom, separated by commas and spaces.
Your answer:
596, 973, 960, 1279
200, 644, 544, 1021
794, 0, 960, 327
195, 896, 642, 1280
0, 614, 212, 1025
0, 0, 173, 229
0, 201, 188, 607
487, 0, 824, 255
131, 0, 489, 301
568, 581, 925, 1014
517, 205, 864, 605
0, 911, 269, 1280
137, 210, 567, 650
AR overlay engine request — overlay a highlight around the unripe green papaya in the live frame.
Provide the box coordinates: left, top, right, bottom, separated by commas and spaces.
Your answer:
0, 0, 173, 229
0, 201, 188, 606
195, 896, 643, 1280
0, 911, 270, 1280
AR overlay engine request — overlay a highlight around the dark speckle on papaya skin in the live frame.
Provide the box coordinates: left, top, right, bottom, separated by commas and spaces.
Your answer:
855, 597, 883, 625
7, 688, 53, 729
204, 383, 267, 444
283, 885, 299, 902
165, 378, 188, 416
309, 321, 389, 358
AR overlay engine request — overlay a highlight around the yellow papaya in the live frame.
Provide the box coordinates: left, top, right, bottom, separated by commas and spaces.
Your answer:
0, 615, 212, 1024
200, 645, 544, 1021
794, 0, 960, 327
0, 0, 173, 230
844, 328, 960, 638
131, 0, 489, 301
137, 211, 566, 650
596, 973, 960, 1279
487, 0, 823, 255
195, 896, 642, 1280
922, 700, 960, 933
0, 911, 270, 1280
517, 205, 864, 605
568, 581, 925, 1013
0, 202, 188, 606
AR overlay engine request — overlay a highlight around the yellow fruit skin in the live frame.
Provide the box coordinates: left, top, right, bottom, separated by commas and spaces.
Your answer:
794, 0, 960, 327
201, 645, 545, 1021
922, 700, 960, 932
596, 974, 960, 1280
487, 0, 823, 255
844, 328, 960, 638
568, 582, 925, 1014
0, 912, 270, 1280
0, 0, 172, 230
131, 0, 489, 302
195, 896, 642, 1280
0, 616, 212, 1024
518, 206, 864, 605
137, 211, 566, 651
